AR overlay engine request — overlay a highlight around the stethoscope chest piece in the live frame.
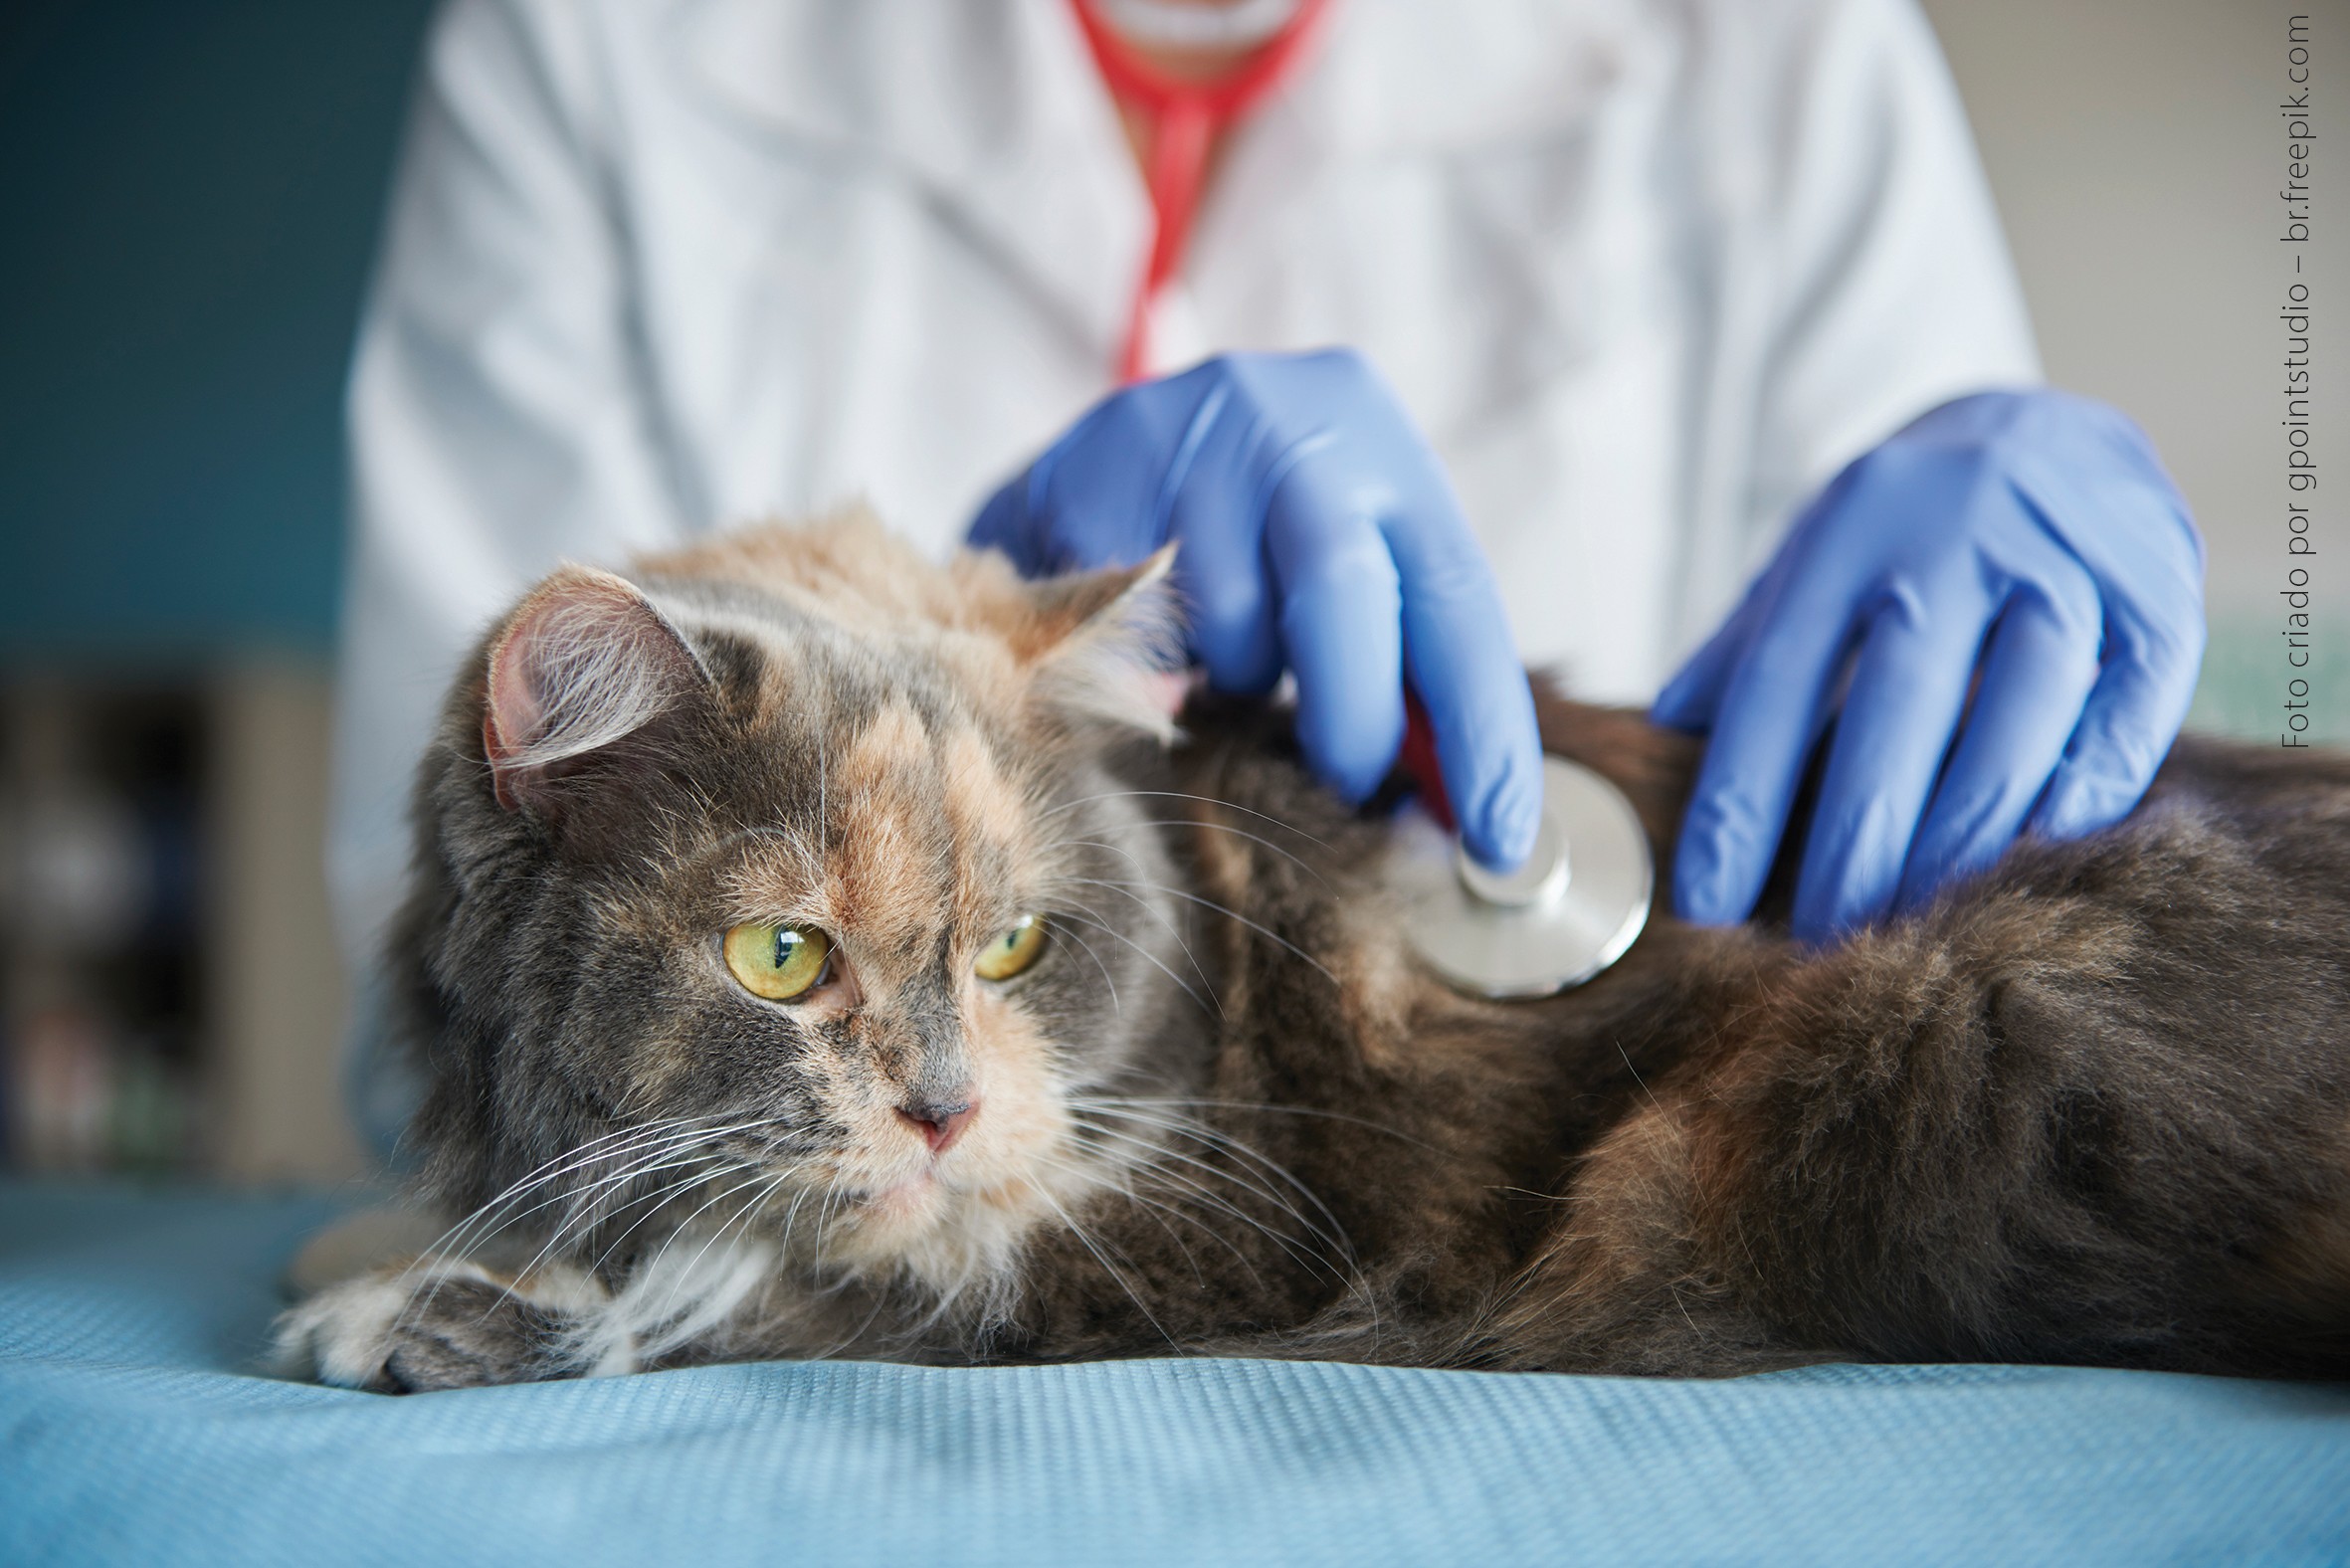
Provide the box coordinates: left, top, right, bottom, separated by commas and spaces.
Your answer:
1384, 755, 1654, 999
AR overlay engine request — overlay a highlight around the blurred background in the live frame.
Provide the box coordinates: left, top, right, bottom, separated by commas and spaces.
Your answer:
0, 0, 2340, 1183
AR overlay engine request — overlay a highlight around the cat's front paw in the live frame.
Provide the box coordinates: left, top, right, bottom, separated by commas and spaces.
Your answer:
274, 1258, 613, 1393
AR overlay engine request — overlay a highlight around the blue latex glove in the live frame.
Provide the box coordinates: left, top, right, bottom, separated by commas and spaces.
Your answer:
971, 349, 1544, 871
1654, 389, 2206, 942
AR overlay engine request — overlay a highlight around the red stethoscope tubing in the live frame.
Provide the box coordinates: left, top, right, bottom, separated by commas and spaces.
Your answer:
1070, 0, 1459, 825
1068, 0, 1335, 384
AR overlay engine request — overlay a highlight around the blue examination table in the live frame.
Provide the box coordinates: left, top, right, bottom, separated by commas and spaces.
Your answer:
3, 1182, 2346, 1566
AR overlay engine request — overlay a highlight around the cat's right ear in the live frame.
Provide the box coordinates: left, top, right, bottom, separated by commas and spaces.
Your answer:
1020, 545, 1188, 741
482, 566, 708, 815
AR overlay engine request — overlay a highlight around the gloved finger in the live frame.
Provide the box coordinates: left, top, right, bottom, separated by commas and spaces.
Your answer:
968, 471, 1051, 573
1384, 497, 1544, 872
1792, 577, 1997, 942
2031, 600, 2205, 841
1654, 461, 1875, 733
1262, 469, 1407, 809
1894, 580, 2103, 910
1162, 385, 1286, 694
1651, 565, 1779, 733
968, 399, 1126, 573
1670, 561, 1858, 926
967, 382, 1198, 576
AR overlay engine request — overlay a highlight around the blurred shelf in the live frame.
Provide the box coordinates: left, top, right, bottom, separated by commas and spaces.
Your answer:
1, 666, 363, 1182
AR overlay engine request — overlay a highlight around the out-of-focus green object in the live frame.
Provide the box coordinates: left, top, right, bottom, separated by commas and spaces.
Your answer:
2191, 614, 2350, 748
0, 0, 434, 665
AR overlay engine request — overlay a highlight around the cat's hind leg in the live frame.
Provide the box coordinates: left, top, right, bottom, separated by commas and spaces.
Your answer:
1496, 815, 2350, 1380
1481, 1097, 1834, 1377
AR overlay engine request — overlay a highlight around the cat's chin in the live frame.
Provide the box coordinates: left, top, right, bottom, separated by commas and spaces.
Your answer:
814, 1095, 1110, 1292
823, 1166, 1071, 1295
855, 1172, 948, 1230
868, 1171, 940, 1206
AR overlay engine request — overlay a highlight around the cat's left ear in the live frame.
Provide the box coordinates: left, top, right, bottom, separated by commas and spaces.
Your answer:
1020, 545, 1188, 740
482, 565, 711, 815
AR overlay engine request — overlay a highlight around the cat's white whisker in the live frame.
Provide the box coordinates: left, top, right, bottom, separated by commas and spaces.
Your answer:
408, 1115, 714, 1274
567, 1161, 757, 1287
1059, 818, 1333, 889
1068, 1117, 1355, 1287
769, 1182, 817, 1261
430, 1111, 786, 1259
1069, 1112, 1310, 1223
1039, 915, 1121, 1015
1082, 1094, 1436, 1152
523, 1119, 804, 1256
1042, 1141, 1280, 1290
436, 1145, 773, 1336
1096, 1138, 1381, 1341
1077, 875, 1339, 985
552, 1133, 817, 1289
1133, 1112, 1384, 1339
1022, 1147, 1222, 1290
1069, 1100, 1363, 1263
1070, 1092, 1411, 1336
623, 1167, 796, 1358
388, 1133, 734, 1335
614, 1168, 774, 1300
1033, 1188, 1180, 1352
517, 1124, 771, 1242
809, 1177, 852, 1282
1052, 874, 1218, 1003
1052, 902, 1223, 1020
1037, 788, 1329, 852
588, 1221, 779, 1374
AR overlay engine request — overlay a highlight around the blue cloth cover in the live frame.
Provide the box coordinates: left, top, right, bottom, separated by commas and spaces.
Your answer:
3, 1183, 2346, 1566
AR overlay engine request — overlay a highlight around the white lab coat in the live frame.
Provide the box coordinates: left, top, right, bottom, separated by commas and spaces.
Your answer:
330, 0, 2038, 1098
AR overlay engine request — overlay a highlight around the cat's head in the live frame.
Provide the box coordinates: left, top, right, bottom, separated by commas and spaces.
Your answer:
401, 515, 1202, 1299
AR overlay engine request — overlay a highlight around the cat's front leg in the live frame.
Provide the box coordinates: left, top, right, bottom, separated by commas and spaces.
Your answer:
275, 1256, 619, 1393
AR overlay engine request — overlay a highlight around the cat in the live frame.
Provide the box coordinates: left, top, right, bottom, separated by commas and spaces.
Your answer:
279, 514, 2350, 1392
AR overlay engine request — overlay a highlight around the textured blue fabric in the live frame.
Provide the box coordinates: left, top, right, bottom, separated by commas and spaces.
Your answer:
3, 1183, 2346, 1567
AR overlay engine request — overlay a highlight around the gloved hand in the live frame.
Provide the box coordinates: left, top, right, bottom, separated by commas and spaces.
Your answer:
972, 348, 1544, 871
1654, 388, 2206, 942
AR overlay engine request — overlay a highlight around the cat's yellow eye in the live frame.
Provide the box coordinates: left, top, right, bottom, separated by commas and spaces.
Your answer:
723, 921, 834, 1002
974, 915, 1048, 982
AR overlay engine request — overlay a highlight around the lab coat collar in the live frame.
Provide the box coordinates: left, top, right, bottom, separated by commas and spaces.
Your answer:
670, 0, 1633, 337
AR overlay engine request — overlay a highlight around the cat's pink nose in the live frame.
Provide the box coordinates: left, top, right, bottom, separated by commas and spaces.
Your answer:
897, 1095, 977, 1155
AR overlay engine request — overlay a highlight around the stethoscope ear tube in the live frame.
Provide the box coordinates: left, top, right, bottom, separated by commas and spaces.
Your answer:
1071, 0, 1336, 381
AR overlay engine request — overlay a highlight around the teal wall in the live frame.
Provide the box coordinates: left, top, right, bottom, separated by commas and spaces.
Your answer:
0, 0, 435, 664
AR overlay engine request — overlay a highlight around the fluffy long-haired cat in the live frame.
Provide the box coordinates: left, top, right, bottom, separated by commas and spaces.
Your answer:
281, 515, 2350, 1391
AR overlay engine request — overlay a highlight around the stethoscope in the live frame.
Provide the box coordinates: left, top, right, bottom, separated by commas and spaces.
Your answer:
1072, 0, 1654, 998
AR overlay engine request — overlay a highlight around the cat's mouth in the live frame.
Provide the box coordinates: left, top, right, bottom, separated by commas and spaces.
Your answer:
800, 1095, 1105, 1280
858, 1170, 941, 1218
821, 1162, 1029, 1278
851, 1163, 1026, 1216
833, 1151, 1061, 1241
826, 1145, 982, 1221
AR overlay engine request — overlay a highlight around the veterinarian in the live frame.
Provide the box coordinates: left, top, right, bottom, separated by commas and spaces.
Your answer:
332, 0, 2205, 1141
